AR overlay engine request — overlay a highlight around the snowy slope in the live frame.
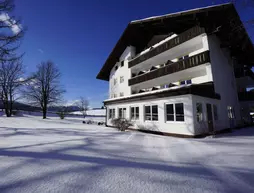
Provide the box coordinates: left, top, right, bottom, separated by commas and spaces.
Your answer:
0, 115, 254, 193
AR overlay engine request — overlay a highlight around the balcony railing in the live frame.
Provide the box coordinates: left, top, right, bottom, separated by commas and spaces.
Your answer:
128, 26, 205, 68
129, 51, 210, 86
238, 92, 254, 101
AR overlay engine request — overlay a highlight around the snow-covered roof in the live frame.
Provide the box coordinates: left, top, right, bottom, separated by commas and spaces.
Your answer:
131, 3, 232, 24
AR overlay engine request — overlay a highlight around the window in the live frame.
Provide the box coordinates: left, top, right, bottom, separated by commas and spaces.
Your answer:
180, 80, 186, 85
166, 104, 174, 121
180, 80, 192, 85
121, 61, 124, 67
228, 106, 235, 119
131, 107, 139, 120
118, 108, 126, 118
120, 76, 124, 83
145, 105, 158, 121
120, 92, 124, 97
213, 105, 218, 120
145, 106, 151, 120
109, 109, 112, 119
186, 79, 192, 84
115, 65, 118, 71
178, 55, 189, 61
175, 103, 184, 122
114, 78, 117, 85
196, 103, 203, 122
165, 103, 185, 122
114, 94, 117, 98
109, 109, 115, 119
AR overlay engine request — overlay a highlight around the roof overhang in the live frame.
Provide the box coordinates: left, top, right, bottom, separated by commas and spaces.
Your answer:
97, 3, 254, 81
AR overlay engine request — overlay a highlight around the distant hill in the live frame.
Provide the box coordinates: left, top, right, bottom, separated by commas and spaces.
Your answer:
0, 101, 41, 111
0, 101, 104, 114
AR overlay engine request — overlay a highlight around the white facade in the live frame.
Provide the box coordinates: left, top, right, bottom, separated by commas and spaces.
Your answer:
97, 6, 254, 137
109, 46, 135, 98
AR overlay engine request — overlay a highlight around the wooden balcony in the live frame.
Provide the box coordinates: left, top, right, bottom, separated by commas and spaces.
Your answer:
128, 26, 205, 68
129, 51, 210, 86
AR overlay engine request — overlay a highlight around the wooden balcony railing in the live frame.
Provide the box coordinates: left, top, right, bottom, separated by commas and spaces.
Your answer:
128, 26, 205, 68
128, 51, 210, 86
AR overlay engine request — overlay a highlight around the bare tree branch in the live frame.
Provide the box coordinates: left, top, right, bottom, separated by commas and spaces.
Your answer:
75, 97, 89, 118
23, 61, 65, 119
0, 58, 24, 116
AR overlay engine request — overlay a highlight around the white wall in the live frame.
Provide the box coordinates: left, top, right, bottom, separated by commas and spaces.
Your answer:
192, 95, 222, 135
208, 35, 241, 128
109, 46, 136, 98
106, 94, 195, 136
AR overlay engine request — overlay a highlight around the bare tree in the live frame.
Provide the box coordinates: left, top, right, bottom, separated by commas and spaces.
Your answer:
24, 61, 65, 119
0, 0, 25, 62
0, 59, 24, 116
76, 97, 89, 118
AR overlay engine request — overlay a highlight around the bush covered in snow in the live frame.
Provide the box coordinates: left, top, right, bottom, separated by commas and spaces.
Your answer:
112, 118, 132, 131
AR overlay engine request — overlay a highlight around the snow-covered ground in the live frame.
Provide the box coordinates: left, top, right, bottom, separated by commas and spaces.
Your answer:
0, 115, 254, 193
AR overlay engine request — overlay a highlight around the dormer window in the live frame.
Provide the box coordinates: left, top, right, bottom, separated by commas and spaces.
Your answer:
115, 65, 118, 71
121, 61, 124, 67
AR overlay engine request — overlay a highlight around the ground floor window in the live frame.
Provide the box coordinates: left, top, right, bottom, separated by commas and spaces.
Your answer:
213, 105, 218, 120
109, 109, 115, 119
118, 108, 126, 118
166, 103, 184, 122
166, 104, 174, 121
196, 103, 203, 122
131, 107, 139, 120
145, 105, 158, 121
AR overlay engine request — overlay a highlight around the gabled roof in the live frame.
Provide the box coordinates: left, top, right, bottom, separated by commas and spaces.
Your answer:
97, 3, 254, 81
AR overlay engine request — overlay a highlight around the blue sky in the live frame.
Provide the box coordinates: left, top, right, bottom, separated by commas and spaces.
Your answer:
13, 0, 254, 107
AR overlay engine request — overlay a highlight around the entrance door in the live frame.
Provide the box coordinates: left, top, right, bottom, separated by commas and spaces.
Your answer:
206, 103, 214, 133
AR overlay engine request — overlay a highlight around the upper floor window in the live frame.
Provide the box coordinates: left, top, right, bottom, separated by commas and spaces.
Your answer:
120, 92, 124, 97
131, 107, 139, 120
114, 78, 117, 85
121, 61, 124, 67
227, 106, 235, 119
180, 79, 192, 85
145, 105, 158, 121
115, 65, 118, 71
120, 76, 124, 83
114, 93, 117, 98
178, 55, 189, 61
